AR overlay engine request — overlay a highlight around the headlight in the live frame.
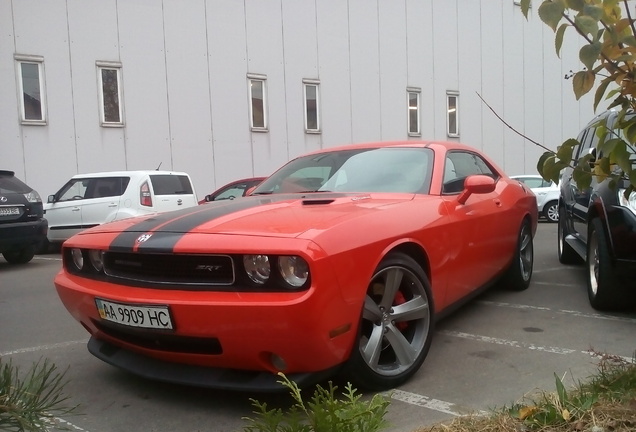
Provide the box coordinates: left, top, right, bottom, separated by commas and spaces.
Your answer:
70, 248, 84, 270
89, 250, 105, 272
618, 189, 636, 216
243, 255, 271, 284
278, 255, 309, 288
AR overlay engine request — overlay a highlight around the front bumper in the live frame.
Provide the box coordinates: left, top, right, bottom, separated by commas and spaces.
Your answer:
54, 266, 361, 389
88, 337, 340, 392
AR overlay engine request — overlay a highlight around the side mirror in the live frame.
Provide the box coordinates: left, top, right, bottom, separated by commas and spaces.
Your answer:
47, 194, 56, 203
204, 195, 213, 202
457, 175, 496, 205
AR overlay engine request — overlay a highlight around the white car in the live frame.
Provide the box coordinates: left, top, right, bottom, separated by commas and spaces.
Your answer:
511, 175, 560, 222
44, 170, 197, 248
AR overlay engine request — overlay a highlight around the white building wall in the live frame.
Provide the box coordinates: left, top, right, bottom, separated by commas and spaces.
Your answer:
0, 0, 604, 201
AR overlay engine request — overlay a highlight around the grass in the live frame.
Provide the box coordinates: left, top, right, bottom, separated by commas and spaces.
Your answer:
414, 350, 636, 432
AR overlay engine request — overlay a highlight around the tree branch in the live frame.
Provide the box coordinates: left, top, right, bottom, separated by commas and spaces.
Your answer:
476, 92, 554, 153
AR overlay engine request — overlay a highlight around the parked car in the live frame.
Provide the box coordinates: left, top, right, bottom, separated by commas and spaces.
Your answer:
54, 141, 537, 392
511, 175, 560, 222
198, 177, 266, 205
0, 170, 48, 264
44, 170, 197, 249
559, 109, 636, 311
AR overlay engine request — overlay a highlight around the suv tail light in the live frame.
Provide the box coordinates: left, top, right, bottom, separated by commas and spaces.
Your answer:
140, 181, 152, 207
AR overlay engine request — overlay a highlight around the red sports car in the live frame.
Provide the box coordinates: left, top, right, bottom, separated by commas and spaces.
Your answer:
54, 141, 538, 391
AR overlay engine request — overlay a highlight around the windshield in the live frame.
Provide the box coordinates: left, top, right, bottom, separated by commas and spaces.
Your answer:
252, 147, 433, 195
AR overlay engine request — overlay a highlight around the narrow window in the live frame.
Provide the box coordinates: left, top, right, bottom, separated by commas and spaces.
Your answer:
447, 92, 459, 137
407, 88, 421, 136
15, 55, 46, 124
97, 62, 123, 126
303, 79, 321, 133
248, 74, 268, 131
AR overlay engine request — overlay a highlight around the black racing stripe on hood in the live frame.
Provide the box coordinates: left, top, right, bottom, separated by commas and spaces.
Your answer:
108, 198, 269, 253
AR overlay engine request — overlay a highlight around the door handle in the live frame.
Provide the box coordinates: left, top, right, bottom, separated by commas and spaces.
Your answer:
72, 208, 80, 212
108, 204, 118, 207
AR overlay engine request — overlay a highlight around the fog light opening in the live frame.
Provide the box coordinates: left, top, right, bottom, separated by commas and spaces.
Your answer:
270, 353, 288, 372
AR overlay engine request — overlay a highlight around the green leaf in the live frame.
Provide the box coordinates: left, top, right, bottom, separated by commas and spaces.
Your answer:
593, 77, 613, 111
539, 0, 566, 31
555, 23, 568, 57
582, 5, 604, 21
614, 142, 633, 173
537, 151, 556, 178
579, 42, 601, 70
555, 373, 568, 405
572, 71, 595, 99
575, 15, 599, 38
573, 164, 593, 190
556, 138, 577, 163
565, 0, 585, 11
520, 0, 532, 18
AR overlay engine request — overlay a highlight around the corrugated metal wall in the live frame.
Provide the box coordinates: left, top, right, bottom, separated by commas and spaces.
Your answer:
0, 0, 598, 200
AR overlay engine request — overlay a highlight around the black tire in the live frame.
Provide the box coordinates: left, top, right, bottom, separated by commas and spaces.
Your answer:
586, 218, 636, 311
558, 206, 581, 264
543, 200, 559, 223
2, 246, 36, 264
501, 219, 534, 291
343, 252, 434, 391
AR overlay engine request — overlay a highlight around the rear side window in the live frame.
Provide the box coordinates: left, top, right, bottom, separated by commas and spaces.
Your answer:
89, 177, 130, 198
149, 175, 193, 195
0, 172, 32, 194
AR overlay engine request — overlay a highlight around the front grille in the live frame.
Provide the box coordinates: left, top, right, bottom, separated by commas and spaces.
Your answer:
94, 320, 223, 355
104, 252, 235, 285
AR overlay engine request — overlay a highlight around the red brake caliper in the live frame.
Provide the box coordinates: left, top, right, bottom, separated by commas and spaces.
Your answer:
393, 291, 408, 330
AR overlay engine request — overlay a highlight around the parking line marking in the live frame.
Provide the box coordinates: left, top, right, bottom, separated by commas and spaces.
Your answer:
34, 256, 62, 261
438, 330, 576, 355
53, 416, 90, 432
385, 389, 487, 416
478, 300, 636, 324
0, 339, 88, 357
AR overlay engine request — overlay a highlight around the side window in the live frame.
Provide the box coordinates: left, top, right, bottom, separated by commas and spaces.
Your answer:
407, 88, 421, 136
215, 184, 248, 200
90, 177, 130, 198
248, 74, 268, 131
443, 151, 497, 194
57, 179, 90, 201
446, 91, 459, 137
303, 79, 320, 133
97, 62, 124, 126
15, 55, 47, 124
575, 127, 598, 160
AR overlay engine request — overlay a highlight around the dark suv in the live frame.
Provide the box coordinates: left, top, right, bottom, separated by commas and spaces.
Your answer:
0, 170, 48, 264
558, 110, 636, 311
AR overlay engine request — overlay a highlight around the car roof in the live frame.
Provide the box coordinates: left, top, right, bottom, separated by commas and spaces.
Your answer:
297, 140, 475, 157
69, 170, 190, 179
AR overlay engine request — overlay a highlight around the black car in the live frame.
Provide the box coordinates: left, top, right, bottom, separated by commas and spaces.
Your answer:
558, 110, 636, 311
0, 170, 48, 264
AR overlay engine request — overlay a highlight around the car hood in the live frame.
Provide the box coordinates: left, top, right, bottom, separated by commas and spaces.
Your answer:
83, 193, 420, 240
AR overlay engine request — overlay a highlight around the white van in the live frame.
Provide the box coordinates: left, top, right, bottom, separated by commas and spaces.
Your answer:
44, 170, 197, 247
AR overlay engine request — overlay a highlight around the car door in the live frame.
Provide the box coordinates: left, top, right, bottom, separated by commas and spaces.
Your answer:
45, 178, 87, 242
441, 151, 508, 302
79, 177, 127, 228
562, 126, 599, 242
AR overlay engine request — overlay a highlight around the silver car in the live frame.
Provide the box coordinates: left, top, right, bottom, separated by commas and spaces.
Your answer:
511, 175, 560, 223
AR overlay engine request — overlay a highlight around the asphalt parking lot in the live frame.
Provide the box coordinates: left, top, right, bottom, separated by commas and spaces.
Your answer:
1, 221, 635, 432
